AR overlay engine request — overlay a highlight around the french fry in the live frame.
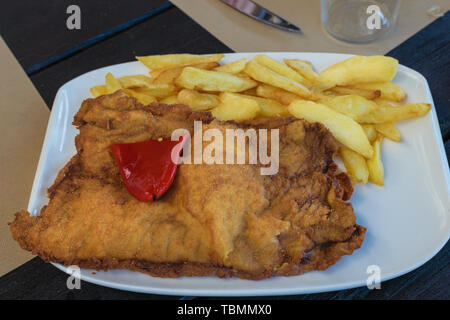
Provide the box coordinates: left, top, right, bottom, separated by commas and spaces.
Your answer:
353, 82, 406, 102
192, 62, 221, 70
322, 95, 378, 121
316, 93, 333, 104
340, 147, 369, 185
255, 84, 278, 99
176, 67, 257, 92
254, 54, 310, 86
366, 135, 384, 186
105, 73, 122, 94
177, 89, 219, 110
124, 88, 157, 105
311, 82, 336, 94
283, 59, 319, 83
241, 87, 258, 96
136, 53, 224, 70
358, 102, 431, 123
159, 95, 179, 105
214, 58, 247, 74
361, 124, 378, 143
90, 85, 107, 98
319, 55, 398, 86
288, 100, 373, 158
245, 60, 313, 99
234, 93, 289, 117
212, 92, 260, 121
235, 73, 253, 81
131, 84, 177, 98
327, 86, 381, 100
152, 62, 219, 85
151, 67, 183, 85
148, 68, 165, 79
375, 122, 401, 142
256, 84, 304, 105
118, 75, 153, 88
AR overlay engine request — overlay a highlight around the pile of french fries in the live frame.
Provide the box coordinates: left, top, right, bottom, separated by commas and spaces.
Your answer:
90, 53, 431, 187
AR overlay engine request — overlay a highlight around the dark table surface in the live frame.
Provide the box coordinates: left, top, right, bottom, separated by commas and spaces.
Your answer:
0, 1, 448, 300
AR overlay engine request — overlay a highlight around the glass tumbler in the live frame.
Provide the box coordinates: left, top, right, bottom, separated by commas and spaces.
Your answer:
321, 0, 401, 43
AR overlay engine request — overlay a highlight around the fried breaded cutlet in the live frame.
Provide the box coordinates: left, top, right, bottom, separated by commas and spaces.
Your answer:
10, 91, 365, 280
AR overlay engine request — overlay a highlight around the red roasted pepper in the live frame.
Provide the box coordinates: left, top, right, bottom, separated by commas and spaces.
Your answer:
110, 134, 188, 202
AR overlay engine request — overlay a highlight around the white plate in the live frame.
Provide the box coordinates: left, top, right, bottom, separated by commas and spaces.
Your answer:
28, 52, 450, 296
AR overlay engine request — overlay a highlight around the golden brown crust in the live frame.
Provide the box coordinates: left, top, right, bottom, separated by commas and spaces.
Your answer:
11, 207, 364, 280
10, 91, 366, 279
47, 154, 80, 199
